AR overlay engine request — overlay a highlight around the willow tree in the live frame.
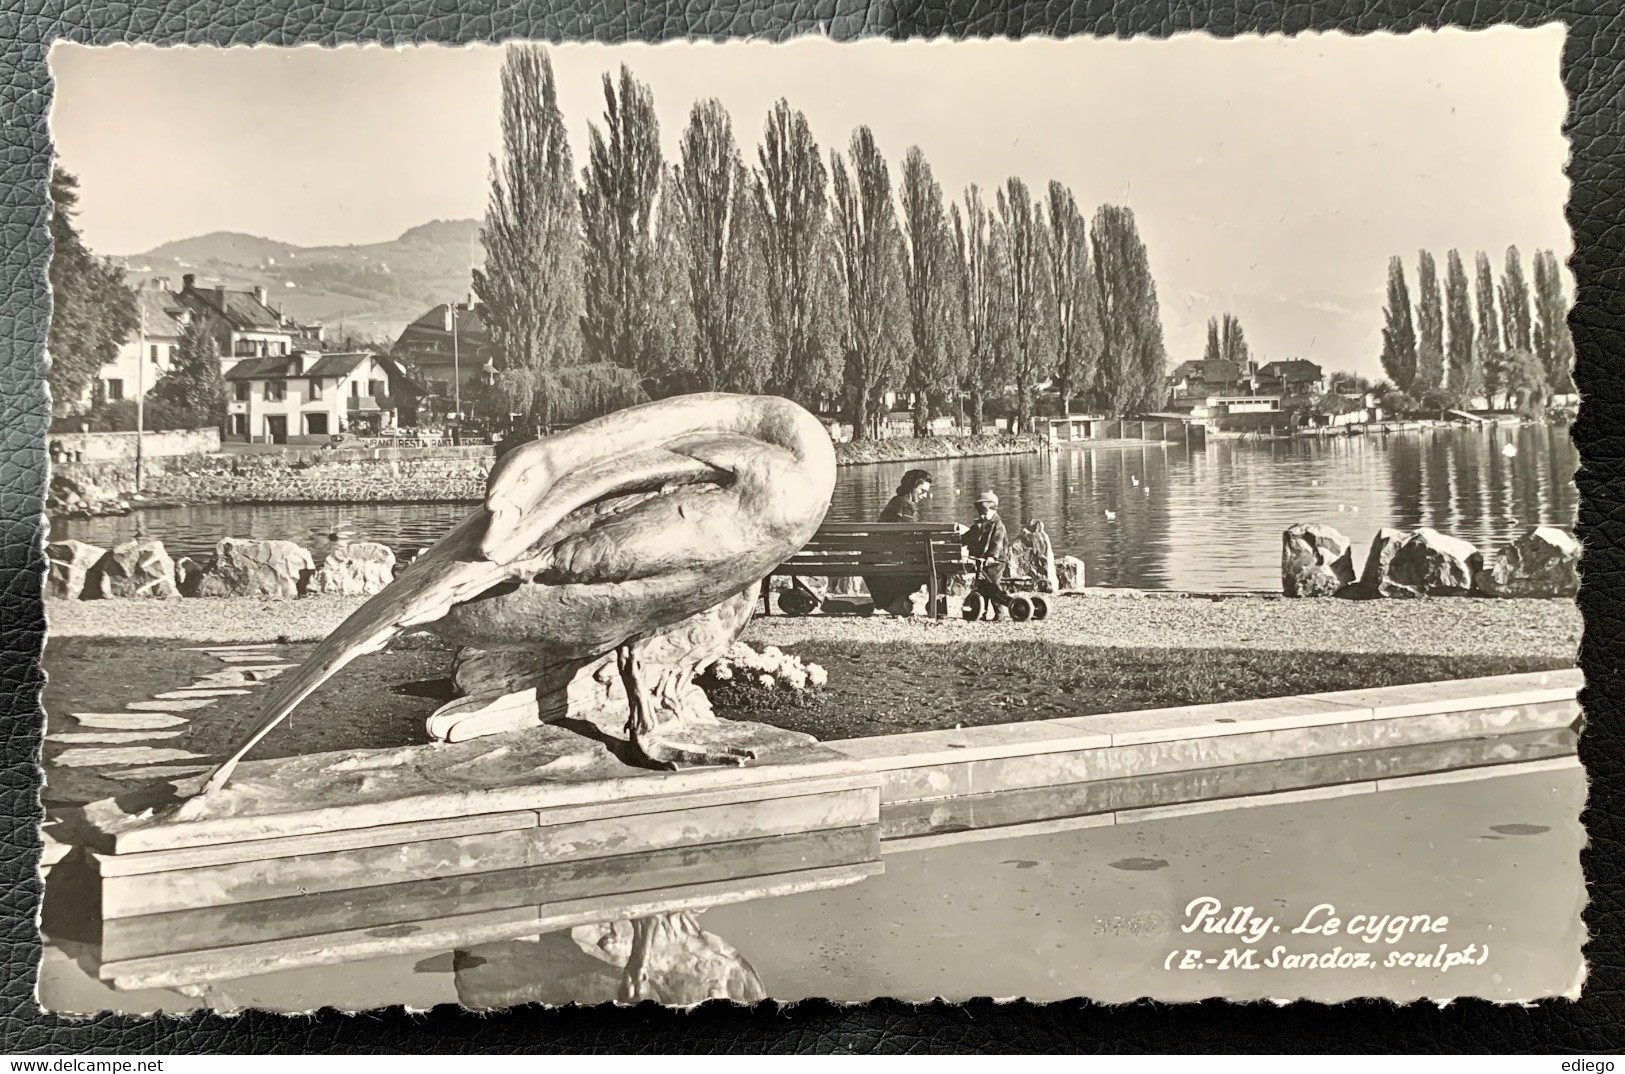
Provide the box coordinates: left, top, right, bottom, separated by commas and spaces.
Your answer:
669, 98, 769, 394
754, 100, 839, 406
473, 45, 584, 422
1091, 204, 1167, 415
579, 65, 664, 377
951, 185, 1004, 433
899, 146, 963, 435
995, 177, 1050, 433
1379, 256, 1417, 394
1043, 181, 1100, 416
830, 126, 907, 440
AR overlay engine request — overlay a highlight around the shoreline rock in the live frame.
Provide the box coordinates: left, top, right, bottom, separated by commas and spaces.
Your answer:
1475, 526, 1581, 598
1282, 523, 1356, 597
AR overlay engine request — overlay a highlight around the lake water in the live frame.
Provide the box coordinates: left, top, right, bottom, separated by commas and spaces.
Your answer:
57, 425, 1578, 593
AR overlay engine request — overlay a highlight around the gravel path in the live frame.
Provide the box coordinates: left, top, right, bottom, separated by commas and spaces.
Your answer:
42, 590, 1581, 661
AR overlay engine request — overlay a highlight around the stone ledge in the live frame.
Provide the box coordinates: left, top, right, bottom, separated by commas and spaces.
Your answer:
882, 754, 1581, 855
828, 669, 1580, 767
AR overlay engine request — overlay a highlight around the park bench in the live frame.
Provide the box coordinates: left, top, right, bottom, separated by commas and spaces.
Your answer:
763, 521, 971, 620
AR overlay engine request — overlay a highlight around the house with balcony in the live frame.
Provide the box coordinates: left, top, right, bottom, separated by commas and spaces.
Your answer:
176, 273, 297, 371
224, 350, 420, 444
94, 281, 194, 405
392, 297, 494, 411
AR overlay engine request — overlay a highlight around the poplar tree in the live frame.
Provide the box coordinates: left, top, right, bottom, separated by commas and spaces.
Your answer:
830, 127, 907, 440
899, 146, 962, 435
1043, 181, 1100, 416
1532, 248, 1575, 395
995, 177, 1050, 433
1499, 246, 1533, 355
1091, 205, 1168, 415
579, 65, 664, 376
1443, 250, 1478, 404
1203, 319, 1222, 364
473, 45, 585, 423
950, 186, 1004, 433
1379, 256, 1418, 394
1474, 251, 1503, 405
669, 98, 769, 393
1414, 250, 1444, 395
754, 99, 839, 406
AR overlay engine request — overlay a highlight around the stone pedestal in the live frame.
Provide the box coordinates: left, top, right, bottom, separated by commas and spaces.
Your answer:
79, 720, 881, 991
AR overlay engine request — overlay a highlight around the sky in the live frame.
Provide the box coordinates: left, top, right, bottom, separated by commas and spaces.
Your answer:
48, 30, 1572, 377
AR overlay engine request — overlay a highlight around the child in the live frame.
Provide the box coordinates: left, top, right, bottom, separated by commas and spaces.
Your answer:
959, 491, 1015, 621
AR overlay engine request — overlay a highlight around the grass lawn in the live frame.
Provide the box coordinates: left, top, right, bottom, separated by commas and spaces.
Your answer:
39, 634, 1573, 806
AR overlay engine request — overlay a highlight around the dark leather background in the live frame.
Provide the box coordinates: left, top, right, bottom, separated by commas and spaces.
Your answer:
2, 0, 1621, 1052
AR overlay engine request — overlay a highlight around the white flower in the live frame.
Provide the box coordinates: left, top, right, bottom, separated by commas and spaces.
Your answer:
758, 673, 777, 690
712, 664, 733, 681
807, 663, 828, 687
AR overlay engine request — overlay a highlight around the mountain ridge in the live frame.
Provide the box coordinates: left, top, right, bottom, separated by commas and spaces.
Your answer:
116, 219, 484, 345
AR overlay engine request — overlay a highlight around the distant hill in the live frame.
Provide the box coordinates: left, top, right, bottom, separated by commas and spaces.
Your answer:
115, 219, 484, 346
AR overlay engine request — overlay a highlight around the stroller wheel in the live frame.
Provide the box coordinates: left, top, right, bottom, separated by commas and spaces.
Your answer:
962, 593, 985, 621
1031, 595, 1050, 621
1009, 595, 1035, 622
777, 588, 819, 617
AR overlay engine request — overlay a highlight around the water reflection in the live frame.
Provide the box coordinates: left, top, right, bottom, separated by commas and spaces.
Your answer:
58, 426, 1578, 593
454, 913, 765, 1009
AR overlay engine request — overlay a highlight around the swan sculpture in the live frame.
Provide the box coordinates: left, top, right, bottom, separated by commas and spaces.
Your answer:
189, 393, 838, 798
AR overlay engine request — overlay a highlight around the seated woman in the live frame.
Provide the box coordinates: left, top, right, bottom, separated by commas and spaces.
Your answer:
865, 469, 935, 614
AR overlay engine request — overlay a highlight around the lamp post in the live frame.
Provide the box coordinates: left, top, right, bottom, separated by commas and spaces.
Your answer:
134, 303, 147, 493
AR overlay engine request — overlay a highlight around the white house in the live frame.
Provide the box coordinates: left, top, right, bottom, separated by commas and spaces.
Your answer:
225, 350, 419, 444
95, 283, 193, 404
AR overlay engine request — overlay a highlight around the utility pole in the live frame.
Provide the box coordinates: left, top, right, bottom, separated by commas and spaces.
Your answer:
134, 302, 147, 492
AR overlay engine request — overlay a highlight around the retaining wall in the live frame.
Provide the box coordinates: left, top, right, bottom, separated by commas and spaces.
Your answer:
54, 434, 1048, 505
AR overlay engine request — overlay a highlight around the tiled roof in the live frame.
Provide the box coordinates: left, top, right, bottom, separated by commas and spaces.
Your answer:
1170, 359, 1244, 383
134, 289, 189, 339
303, 352, 372, 379
395, 303, 491, 355
224, 355, 294, 381
182, 284, 286, 332
1258, 359, 1323, 380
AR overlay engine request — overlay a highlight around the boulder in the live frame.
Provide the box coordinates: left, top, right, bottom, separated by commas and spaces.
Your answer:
1474, 526, 1581, 598
1007, 519, 1060, 593
45, 540, 105, 599
1362, 527, 1481, 598
1357, 528, 1414, 598
193, 538, 315, 599
1281, 523, 1356, 597
48, 472, 129, 519
88, 539, 180, 599
1056, 555, 1086, 592
310, 540, 397, 595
